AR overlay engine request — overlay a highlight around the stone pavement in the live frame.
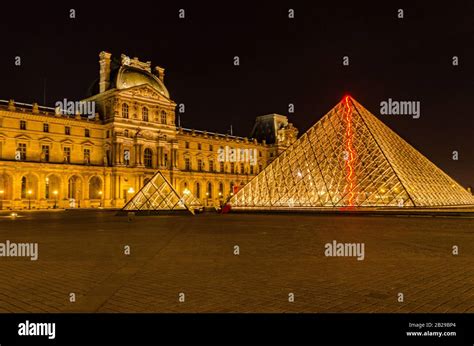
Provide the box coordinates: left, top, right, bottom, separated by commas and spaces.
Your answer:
0, 210, 472, 313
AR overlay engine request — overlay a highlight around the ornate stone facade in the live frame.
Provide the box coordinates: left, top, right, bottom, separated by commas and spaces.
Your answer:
0, 52, 297, 210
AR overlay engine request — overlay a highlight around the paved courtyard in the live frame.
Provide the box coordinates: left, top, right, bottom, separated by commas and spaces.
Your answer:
0, 210, 473, 313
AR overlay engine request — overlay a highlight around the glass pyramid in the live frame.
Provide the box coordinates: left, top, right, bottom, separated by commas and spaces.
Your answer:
122, 171, 202, 214
230, 96, 474, 210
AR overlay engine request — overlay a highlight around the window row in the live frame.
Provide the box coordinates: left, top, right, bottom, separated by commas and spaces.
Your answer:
15, 143, 92, 164
19, 120, 90, 137
183, 158, 261, 174
121, 104, 168, 124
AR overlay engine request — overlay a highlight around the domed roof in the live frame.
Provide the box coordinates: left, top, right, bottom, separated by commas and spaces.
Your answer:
115, 66, 170, 98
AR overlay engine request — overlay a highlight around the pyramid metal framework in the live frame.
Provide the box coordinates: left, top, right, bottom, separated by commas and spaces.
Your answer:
230, 97, 474, 209
122, 171, 202, 214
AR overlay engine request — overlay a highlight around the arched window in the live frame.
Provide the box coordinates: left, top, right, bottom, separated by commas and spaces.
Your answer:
218, 182, 224, 197
122, 103, 129, 118
144, 148, 153, 168
89, 176, 103, 199
207, 182, 212, 198
142, 107, 149, 121
21, 176, 27, 199
161, 111, 167, 124
195, 182, 201, 199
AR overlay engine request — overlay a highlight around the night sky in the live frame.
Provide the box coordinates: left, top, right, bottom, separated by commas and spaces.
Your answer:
0, 1, 472, 187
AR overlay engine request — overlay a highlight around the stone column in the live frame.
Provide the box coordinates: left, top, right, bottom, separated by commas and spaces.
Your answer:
139, 144, 144, 165
134, 144, 140, 166
104, 173, 111, 207
118, 143, 123, 165
173, 148, 178, 168
157, 146, 163, 167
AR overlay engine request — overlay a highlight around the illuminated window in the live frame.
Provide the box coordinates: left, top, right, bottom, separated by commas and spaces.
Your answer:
84, 149, 91, 164
17, 143, 27, 161
63, 147, 71, 163
21, 176, 27, 198
185, 157, 191, 171
41, 145, 50, 162
144, 148, 153, 168
195, 182, 201, 198
219, 182, 224, 196
122, 103, 129, 118
207, 182, 212, 198
142, 107, 149, 121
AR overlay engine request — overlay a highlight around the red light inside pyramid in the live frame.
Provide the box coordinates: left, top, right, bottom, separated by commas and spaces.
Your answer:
344, 96, 356, 206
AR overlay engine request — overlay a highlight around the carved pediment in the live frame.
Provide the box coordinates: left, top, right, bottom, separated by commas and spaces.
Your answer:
60, 139, 74, 145
140, 130, 155, 140
81, 140, 94, 146
15, 134, 32, 141
126, 85, 163, 100
38, 136, 54, 143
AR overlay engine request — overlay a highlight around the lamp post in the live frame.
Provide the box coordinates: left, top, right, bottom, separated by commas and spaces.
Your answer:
27, 190, 32, 210
0, 190, 4, 210
53, 190, 58, 209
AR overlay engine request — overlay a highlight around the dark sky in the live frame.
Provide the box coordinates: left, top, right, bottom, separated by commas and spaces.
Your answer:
0, 1, 473, 187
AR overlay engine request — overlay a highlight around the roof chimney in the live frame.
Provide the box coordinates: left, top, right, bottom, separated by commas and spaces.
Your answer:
154, 66, 165, 82
99, 51, 112, 93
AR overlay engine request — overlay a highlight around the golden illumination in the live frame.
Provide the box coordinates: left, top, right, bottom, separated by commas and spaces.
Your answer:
123, 172, 202, 214
230, 97, 474, 209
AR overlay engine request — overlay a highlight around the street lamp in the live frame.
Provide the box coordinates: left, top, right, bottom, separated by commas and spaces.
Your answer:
27, 190, 32, 210
53, 190, 58, 209
0, 190, 4, 210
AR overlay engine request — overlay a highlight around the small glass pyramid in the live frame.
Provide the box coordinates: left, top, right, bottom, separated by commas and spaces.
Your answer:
122, 171, 202, 214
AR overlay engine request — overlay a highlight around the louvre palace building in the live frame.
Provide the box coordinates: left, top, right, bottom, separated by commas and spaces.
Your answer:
0, 52, 298, 209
